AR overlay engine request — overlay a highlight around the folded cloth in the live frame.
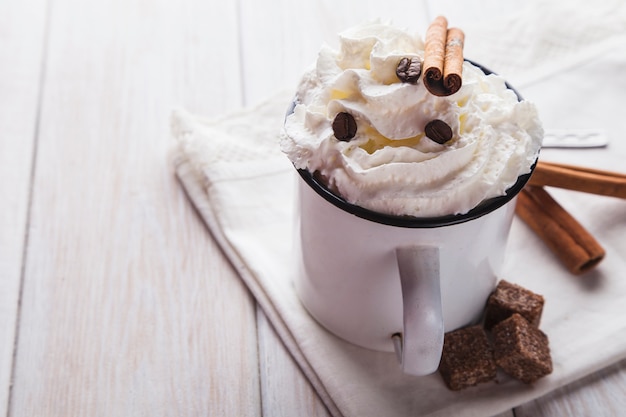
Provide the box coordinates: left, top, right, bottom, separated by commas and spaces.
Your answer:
170, 4, 626, 416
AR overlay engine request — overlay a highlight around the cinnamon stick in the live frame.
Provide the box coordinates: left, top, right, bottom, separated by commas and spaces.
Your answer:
529, 161, 626, 199
515, 186, 605, 275
423, 16, 465, 96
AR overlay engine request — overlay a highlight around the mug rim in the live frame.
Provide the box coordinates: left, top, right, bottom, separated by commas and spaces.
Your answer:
291, 60, 538, 228
297, 164, 534, 228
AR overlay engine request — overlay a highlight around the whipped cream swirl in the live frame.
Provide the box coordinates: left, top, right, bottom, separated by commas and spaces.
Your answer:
281, 22, 543, 217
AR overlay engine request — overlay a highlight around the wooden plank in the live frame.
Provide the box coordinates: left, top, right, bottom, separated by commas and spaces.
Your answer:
7, 0, 625, 415
515, 359, 626, 417
238, 0, 431, 106
0, 0, 48, 415
9, 0, 260, 415
256, 306, 331, 417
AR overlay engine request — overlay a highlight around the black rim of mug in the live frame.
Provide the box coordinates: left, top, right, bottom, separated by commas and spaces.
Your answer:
290, 60, 538, 228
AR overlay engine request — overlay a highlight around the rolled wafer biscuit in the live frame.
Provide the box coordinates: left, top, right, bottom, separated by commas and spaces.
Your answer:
423, 16, 464, 96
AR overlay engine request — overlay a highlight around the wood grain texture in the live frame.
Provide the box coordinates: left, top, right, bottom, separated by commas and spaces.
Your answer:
256, 306, 331, 417
2, 0, 626, 416
515, 359, 626, 417
0, 0, 49, 415
9, 0, 259, 415
238, 0, 432, 106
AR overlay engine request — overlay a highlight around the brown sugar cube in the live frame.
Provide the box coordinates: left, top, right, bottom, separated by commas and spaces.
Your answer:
484, 280, 544, 330
438, 325, 497, 390
493, 313, 553, 384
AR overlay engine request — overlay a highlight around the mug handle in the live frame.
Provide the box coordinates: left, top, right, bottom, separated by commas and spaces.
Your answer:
393, 246, 444, 375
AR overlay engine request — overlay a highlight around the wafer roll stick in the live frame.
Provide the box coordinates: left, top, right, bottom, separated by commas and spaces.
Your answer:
515, 186, 605, 275
423, 16, 464, 96
443, 28, 464, 94
423, 16, 447, 93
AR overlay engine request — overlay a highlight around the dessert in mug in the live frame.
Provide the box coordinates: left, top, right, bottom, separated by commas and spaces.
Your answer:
281, 20, 543, 217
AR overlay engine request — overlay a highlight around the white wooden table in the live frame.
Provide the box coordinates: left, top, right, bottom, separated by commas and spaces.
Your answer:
2, 0, 625, 415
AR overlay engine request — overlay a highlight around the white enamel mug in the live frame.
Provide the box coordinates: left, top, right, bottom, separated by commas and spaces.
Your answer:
293, 168, 531, 375
288, 63, 534, 376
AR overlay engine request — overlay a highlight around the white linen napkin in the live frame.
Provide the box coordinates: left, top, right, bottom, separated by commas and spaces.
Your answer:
170, 3, 626, 416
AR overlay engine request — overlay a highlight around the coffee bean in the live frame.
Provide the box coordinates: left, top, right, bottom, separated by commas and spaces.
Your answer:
332, 112, 357, 141
425, 119, 453, 144
396, 57, 422, 84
